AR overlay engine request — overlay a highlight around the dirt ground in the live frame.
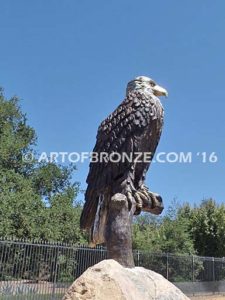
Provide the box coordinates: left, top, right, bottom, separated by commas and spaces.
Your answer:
190, 295, 225, 300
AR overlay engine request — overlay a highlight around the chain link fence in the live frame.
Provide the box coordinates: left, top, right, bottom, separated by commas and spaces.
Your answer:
0, 238, 225, 299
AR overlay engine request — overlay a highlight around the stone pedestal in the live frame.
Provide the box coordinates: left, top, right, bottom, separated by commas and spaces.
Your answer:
63, 259, 190, 300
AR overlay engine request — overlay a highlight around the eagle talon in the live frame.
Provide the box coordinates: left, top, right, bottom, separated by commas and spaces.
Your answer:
141, 189, 150, 198
136, 191, 149, 201
134, 192, 143, 208
137, 185, 151, 201
126, 191, 135, 210
130, 191, 142, 215
134, 185, 164, 215
141, 185, 150, 193
141, 189, 164, 215
150, 193, 157, 207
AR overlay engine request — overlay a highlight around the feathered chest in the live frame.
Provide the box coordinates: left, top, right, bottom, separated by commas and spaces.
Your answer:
96, 91, 164, 153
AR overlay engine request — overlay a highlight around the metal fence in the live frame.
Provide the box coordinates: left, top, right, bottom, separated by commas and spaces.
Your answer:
0, 238, 225, 299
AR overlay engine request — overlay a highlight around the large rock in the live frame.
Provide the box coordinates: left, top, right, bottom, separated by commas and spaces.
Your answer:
63, 259, 190, 300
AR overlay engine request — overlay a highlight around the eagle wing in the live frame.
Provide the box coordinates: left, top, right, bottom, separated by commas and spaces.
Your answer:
80, 91, 163, 230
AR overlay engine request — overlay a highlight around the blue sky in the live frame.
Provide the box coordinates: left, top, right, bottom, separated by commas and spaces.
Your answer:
1, 0, 225, 210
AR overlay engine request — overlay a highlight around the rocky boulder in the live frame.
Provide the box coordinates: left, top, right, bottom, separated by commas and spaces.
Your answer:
63, 259, 190, 300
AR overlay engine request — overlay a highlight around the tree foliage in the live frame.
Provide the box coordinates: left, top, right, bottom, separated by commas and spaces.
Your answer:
132, 201, 195, 255
0, 89, 86, 243
133, 199, 225, 258
180, 199, 225, 257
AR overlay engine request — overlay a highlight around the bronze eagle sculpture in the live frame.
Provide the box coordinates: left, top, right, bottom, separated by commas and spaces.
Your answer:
80, 76, 168, 246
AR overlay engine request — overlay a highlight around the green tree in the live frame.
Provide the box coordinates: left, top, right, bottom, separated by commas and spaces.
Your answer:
132, 202, 195, 255
0, 169, 44, 238
185, 199, 225, 257
0, 89, 86, 243
41, 187, 88, 243
0, 90, 36, 173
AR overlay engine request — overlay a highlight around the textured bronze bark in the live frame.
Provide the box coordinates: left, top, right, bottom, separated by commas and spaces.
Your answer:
105, 194, 135, 268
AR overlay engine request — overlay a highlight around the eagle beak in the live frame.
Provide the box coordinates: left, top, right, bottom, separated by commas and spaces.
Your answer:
152, 85, 168, 97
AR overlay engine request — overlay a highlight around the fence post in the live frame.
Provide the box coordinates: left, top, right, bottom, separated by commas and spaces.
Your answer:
192, 255, 195, 282
166, 253, 169, 280
212, 257, 215, 281
137, 250, 140, 267
52, 246, 59, 300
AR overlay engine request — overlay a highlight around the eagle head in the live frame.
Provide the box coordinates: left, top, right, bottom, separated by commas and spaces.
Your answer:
126, 76, 168, 98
